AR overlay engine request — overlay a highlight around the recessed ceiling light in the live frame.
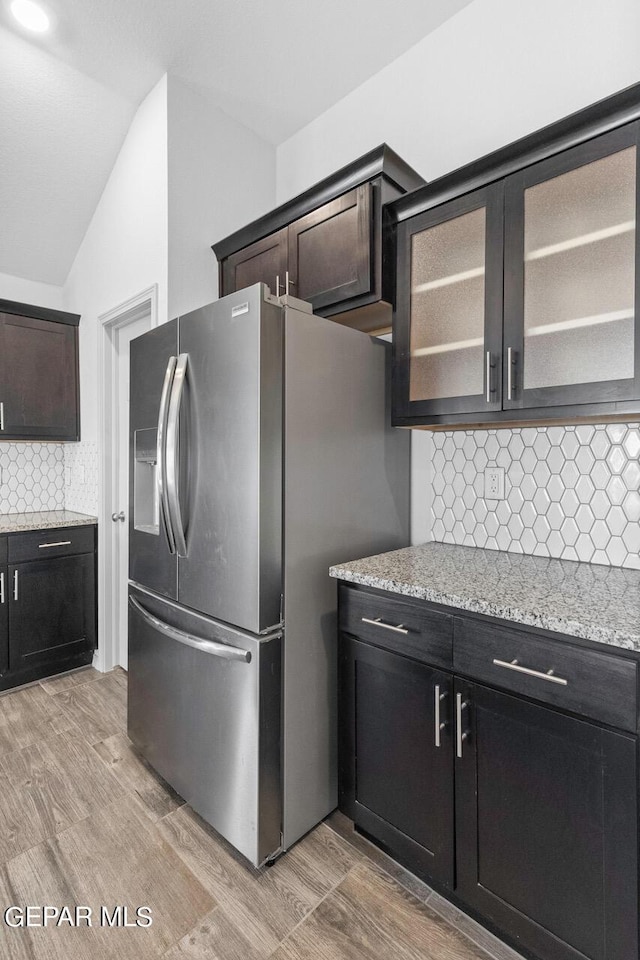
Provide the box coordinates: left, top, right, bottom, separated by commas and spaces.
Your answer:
10, 0, 50, 32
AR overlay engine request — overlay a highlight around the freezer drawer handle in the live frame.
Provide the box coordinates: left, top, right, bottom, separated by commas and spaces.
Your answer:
492, 657, 568, 686
361, 616, 409, 635
129, 596, 251, 663
39, 540, 72, 548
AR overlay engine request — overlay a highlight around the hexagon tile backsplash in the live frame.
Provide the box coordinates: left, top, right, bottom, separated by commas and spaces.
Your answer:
0, 441, 99, 516
429, 423, 640, 569
0, 444, 65, 513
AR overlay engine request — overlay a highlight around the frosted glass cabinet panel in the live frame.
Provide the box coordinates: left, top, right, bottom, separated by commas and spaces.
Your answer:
410, 208, 485, 401
504, 124, 640, 410
394, 186, 504, 419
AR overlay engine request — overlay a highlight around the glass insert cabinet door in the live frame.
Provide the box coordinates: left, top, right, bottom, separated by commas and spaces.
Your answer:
503, 123, 640, 410
394, 185, 504, 419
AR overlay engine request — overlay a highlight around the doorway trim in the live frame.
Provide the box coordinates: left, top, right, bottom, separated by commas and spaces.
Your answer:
97, 284, 159, 672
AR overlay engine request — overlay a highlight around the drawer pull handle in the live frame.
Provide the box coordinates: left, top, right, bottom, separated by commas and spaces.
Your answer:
434, 684, 447, 747
493, 658, 568, 686
361, 616, 409, 635
0, 572, 4, 605
13, 570, 18, 602
38, 541, 72, 549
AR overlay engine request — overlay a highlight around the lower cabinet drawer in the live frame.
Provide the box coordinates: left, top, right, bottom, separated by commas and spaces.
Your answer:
339, 584, 452, 669
454, 617, 637, 732
8, 525, 95, 563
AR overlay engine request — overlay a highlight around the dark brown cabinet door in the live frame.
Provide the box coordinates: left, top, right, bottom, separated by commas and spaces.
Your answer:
220, 228, 288, 298
0, 313, 79, 440
9, 554, 96, 672
288, 185, 372, 311
393, 184, 504, 422
0, 567, 8, 677
455, 680, 638, 960
340, 635, 455, 887
503, 123, 640, 413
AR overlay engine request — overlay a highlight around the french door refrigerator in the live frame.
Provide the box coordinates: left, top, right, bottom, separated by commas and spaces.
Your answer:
128, 283, 409, 866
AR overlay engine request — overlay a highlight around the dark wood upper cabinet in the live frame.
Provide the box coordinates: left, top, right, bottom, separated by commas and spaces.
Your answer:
214, 145, 425, 333
220, 228, 288, 300
394, 184, 504, 422
390, 82, 640, 427
503, 123, 640, 413
0, 299, 80, 441
287, 184, 372, 311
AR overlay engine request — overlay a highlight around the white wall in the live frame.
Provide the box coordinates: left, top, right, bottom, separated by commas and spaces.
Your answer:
167, 77, 276, 318
275, 0, 640, 547
0, 271, 65, 311
277, 0, 640, 201
63, 75, 169, 443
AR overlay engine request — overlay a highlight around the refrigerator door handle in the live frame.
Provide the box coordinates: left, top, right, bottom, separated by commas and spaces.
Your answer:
166, 352, 189, 557
157, 355, 178, 554
129, 596, 252, 663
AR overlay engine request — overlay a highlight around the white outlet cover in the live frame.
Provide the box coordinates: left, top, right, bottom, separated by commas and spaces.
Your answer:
484, 467, 505, 500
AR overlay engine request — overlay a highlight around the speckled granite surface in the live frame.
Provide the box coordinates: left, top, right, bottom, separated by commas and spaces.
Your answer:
330, 542, 640, 652
0, 511, 97, 534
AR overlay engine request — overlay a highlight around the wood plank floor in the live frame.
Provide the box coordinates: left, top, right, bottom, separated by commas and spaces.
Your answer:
0, 667, 524, 960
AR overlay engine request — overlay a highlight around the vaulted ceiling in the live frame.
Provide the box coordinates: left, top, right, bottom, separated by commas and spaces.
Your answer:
0, 0, 474, 285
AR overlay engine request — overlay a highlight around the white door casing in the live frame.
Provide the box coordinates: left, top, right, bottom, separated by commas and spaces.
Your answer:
98, 286, 158, 672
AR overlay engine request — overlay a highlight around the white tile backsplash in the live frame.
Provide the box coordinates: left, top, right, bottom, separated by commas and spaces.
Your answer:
430, 424, 640, 569
0, 444, 65, 513
0, 441, 98, 516
64, 442, 99, 515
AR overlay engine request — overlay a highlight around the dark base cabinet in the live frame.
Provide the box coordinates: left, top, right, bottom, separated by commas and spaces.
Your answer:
456, 682, 638, 960
338, 582, 639, 960
0, 526, 96, 691
341, 636, 454, 887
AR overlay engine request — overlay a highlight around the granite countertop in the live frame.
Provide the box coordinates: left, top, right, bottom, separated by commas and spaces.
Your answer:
0, 510, 98, 534
330, 542, 640, 652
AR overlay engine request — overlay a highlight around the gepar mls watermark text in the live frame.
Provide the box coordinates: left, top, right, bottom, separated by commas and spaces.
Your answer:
4, 905, 153, 927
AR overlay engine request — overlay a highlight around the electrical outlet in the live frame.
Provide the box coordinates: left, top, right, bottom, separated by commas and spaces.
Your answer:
484, 467, 505, 500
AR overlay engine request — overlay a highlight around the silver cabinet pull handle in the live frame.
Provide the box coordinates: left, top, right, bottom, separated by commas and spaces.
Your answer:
486, 351, 491, 403
0, 401, 4, 431
507, 346, 514, 400
434, 684, 447, 747
129, 596, 251, 663
0, 572, 4, 605
39, 540, 72, 548
493, 657, 568, 686
165, 353, 188, 558
157, 355, 177, 554
13, 570, 18, 602
456, 692, 469, 758
275, 274, 283, 297
361, 616, 409, 635
285, 270, 295, 296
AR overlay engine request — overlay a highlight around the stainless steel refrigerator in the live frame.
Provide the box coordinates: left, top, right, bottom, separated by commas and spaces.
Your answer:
127, 283, 409, 867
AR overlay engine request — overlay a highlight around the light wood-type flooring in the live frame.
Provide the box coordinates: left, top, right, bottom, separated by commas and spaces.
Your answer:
0, 667, 525, 960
